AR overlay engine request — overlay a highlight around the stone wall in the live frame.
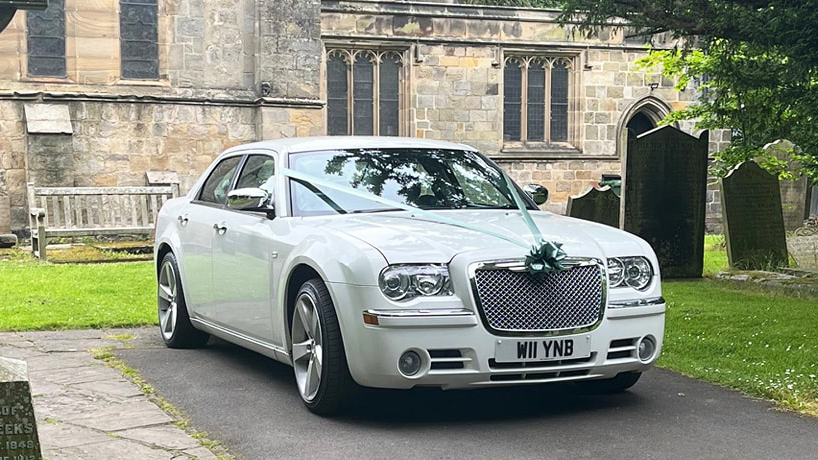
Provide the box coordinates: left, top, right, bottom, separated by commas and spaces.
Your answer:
323, 1, 711, 215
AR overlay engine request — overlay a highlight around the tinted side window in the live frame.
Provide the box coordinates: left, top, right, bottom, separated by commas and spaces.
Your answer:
236, 155, 276, 193
198, 156, 242, 204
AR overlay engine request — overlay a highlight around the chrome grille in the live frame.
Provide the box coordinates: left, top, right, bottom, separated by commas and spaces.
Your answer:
472, 262, 604, 334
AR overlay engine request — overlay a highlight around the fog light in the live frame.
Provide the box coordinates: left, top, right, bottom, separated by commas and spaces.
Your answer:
638, 336, 656, 362
398, 350, 422, 376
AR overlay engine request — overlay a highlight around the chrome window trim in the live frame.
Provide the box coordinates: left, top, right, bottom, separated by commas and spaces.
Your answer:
468, 257, 607, 337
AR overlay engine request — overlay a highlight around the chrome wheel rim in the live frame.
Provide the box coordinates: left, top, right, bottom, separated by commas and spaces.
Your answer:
291, 293, 323, 402
157, 260, 178, 341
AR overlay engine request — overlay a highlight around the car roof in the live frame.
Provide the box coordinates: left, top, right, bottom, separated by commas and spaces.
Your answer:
221, 136, 478, 156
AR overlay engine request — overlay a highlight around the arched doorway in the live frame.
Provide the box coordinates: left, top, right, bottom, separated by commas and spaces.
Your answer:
616, 96, 675, 157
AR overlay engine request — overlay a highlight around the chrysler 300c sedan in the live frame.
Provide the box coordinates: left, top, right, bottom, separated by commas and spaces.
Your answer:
154, 137, 665, 414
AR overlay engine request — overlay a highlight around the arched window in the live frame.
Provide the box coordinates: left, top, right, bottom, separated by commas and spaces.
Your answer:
326, 49, 404, 136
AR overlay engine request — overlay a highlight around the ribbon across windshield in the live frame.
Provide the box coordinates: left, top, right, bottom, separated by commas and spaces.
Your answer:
282, 148, 567, 275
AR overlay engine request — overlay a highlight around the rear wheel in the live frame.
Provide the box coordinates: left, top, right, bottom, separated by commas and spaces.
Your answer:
290, 278, 352, 415
577, 372, 641, 394
157, 252, 209, 348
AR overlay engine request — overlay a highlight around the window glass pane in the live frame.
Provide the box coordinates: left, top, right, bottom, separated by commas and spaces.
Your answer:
503, 61, 522, 141
236, 155, 276, 193
120, 0, 159, 79
353, 54, 374, 136
289, 148, 515, 216
527, 61, 545, 142
379, 54, 400, 137
198, 157, 242, 205
26, 0, 65, 77
327, 54, 349, 135
550, 61, 569, 142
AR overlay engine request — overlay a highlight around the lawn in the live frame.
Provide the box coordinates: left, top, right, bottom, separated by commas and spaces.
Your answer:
0, 254, 156, 331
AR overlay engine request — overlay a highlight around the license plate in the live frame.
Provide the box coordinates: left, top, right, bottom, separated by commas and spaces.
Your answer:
494, 335, 592, 363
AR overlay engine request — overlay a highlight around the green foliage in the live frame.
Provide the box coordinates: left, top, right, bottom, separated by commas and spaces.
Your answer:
558, 0, 818, 180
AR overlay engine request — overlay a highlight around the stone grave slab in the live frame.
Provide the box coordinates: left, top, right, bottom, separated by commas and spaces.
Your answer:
720, 161, 788, 269
623, 125, 708, 278
566, 186, 620, 228
0, 357, 42, 460
786, 227, 818, 269
761, 140, 809, 230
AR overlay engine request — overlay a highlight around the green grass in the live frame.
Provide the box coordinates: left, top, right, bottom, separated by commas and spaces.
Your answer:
703, 234, 729, 276
660, 279, 818, 414
0, 259, 157, 331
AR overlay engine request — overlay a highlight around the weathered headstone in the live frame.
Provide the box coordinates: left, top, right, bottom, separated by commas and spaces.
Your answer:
0, 357, 41, 460
720, 161, 788, 270
567, 186, 620, 228
622, 125, 708, 278
761, 140, 810, 231
786, 226, 818, 269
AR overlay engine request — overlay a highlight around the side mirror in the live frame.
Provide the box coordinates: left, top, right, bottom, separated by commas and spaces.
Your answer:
523, 184, 549, 205
228, 188, 275, 217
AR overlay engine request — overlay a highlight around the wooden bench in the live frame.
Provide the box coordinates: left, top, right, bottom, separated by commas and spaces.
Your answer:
27, 182, 179, 260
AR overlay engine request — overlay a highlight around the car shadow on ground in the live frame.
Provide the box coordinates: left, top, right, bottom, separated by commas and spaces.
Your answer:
194, 336, 649, 426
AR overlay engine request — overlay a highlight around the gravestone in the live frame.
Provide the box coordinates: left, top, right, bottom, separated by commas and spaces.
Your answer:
761, 140, 809, 230
720, 161, 788, 270
0, 357, 42, 459
786, 227, 818, 269
622, 126, 708, 278
567, 186, 620, 228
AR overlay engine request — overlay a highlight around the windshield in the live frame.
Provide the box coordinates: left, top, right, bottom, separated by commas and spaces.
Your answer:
289, 148, 527, 215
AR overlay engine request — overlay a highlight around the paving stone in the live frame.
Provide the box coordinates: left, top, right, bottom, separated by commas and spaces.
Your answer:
116, 424, 201, 450
37, 420, 112, 449
74, 378, 145, 399
64, 399, 173, 432
26, 351, 95, 370
182, 446, 220, 460
30, 364, 115, 386
45, 438, 176, 460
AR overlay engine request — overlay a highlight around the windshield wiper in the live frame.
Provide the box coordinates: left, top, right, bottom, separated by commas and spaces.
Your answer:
461, 203, 517, 209
350, 207, 405, 214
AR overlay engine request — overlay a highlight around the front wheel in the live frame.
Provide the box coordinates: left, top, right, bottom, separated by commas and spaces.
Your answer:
577, 371, 642, 394
290, 278, 352, 415
157, 252, 209, 348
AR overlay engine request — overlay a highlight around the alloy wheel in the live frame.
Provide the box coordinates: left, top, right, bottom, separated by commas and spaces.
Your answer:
158, 259, 178, 341
291, 293, 323, 402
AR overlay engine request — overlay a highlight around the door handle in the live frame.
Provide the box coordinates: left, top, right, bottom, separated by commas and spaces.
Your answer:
213, 223, 228, 235
177, 215, 189, 226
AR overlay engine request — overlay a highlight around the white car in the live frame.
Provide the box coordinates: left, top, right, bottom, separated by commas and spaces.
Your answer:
154, 136, 665, 414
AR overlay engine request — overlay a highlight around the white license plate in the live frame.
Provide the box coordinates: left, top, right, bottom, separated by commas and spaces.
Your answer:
494, 335, 592, 363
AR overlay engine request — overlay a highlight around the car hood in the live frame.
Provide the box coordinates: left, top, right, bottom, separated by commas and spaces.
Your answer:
313, 210, 649, 264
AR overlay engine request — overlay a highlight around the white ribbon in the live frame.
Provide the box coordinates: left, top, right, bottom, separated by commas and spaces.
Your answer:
279, 167, 544, 250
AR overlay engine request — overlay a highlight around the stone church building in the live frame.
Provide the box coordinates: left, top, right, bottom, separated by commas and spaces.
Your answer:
0, 0, 725, 239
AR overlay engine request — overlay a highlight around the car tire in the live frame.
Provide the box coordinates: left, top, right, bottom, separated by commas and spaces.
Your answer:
291, 278, 353, 415
577, 371, 642, 394
157, 252, 210, 349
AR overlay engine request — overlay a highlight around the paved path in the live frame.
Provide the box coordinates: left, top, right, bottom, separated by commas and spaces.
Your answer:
114, 329, 818, 460
0, 328, 220, 460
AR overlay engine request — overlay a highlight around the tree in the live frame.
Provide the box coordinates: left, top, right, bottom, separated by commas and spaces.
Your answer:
554, 0, 818, 179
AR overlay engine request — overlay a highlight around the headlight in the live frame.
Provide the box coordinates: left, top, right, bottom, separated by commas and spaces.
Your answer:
607, 256, 653, 291
378, 265, 453, 300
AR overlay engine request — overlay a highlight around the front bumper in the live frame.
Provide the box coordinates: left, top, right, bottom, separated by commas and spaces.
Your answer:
330, 283, 665, 390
